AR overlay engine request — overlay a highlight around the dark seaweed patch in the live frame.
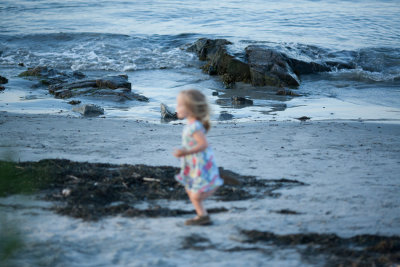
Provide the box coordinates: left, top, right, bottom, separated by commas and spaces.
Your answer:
239, 230, 400, 266
1, 159, 305, 220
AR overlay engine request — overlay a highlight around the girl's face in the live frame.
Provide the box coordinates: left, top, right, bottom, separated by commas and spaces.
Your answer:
176, 94, 191, 119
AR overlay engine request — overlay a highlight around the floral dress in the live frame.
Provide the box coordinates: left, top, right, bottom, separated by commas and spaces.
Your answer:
175, 120, 224, 193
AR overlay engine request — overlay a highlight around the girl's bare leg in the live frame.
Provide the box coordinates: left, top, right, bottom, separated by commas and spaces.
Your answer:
185, 187, 219, 217
185, 188, 207, 216
199, 187, 218, 200
190, 194, 207, 216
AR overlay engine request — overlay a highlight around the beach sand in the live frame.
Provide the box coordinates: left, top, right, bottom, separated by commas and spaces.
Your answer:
1, 111, 399, 265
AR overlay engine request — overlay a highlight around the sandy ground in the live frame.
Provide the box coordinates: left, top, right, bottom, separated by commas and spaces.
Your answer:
1, 111, 400, 266
1, 111, 399, 233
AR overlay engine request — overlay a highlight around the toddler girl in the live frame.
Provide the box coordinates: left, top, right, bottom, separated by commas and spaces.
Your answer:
173, 89, 223, 226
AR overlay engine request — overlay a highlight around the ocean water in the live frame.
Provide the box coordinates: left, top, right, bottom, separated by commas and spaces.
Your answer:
1, 0, 400, 122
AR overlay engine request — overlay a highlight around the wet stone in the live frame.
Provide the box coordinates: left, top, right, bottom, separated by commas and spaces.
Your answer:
272, 209, 303, 215
0, 75, 8, 84
276, 89, 301, 96
68, 100, 81, 105
231, 96, 253, 106
219, 112, 234, 121
72, 104, 104, 116
18, 66, 148, 102
296, 116, 311, 121
188, 38, 354, 89
160, 103, 178, 121
216, 97, 254, 108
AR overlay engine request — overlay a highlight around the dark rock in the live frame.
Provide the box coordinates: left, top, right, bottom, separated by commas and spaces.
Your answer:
276, 89, 301, 96
0, 75, 8, 84
118, 90, 149, 102
18, 62, 25, 67
288, 58, 330, 75
326, 61, 355, 70
93, 88, 149, 102
246, 45, 300, 87
272, 209, 303, 215
40, 79, 51, 86
55, 89, 73, 99
160, 103, 178, 121
18, 66, 87, 90
222, 73, 236, 88
0, 86, 5, 91
219, 112, 233, 121
187, 38, 232, 61
296, 116, 311, 121
72, 104, 104, 116
212, 91, 219, 96
188, 38, 251, 84
72, 71, 86, 79
231, 96, 253, 106
215, 98, 230, 106
47, 74, 148, 102
188, 38, 355, 89
18, 66, 58, 78
216, 97, 253, 107
68, 100, 81, 105
95, 75, 131, 90
208, 65, 218, 75
49, 80, 97, 94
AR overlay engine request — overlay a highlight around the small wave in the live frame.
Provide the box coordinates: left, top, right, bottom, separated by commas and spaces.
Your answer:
324, 47, 400, 83
1, 33, 399, 82
328, 68, 400, 83
0, 33, 198, 72
242, 41, 400, 82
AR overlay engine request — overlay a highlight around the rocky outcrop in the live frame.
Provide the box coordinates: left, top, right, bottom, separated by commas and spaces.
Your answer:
296, 116, 311, 121
72, 104, 104, 116
245, 45, 300, 87
160, 103, 178, 121
216, 96, 254, 107
188, 38, 353, 88
68, 100, 81, 105
231, 96, 253, 106
276, 89, 301, 96
18, 66, 57, 78
187, 39, 251, 88
218, 112, 233, 121
95, 75, 131, 90
0, 75, 8, 84
18, 66, 148, 102
18, 66, 85, 85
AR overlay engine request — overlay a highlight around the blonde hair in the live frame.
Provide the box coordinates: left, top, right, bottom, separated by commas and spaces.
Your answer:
179, 89, 211, 132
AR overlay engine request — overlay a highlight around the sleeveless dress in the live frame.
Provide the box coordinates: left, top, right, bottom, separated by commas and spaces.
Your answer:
175, 120, 224, 193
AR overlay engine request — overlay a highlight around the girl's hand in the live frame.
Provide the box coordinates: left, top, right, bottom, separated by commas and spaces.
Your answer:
173, 148, 187, 158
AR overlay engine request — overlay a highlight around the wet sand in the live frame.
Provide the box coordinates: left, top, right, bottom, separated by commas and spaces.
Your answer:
1, 111, 400, 266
